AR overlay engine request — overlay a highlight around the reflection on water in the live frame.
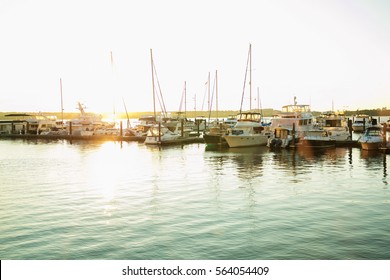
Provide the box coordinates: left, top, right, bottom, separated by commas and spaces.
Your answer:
1, 139, 390, 259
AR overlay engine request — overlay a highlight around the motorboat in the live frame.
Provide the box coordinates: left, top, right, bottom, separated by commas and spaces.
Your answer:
270, 98, 315, 138
203, 121, 229, 147
223, 115, 238, 128
298, 130, 336, 148
267, 127, 296, 149
316, 111, 351, 141
0, 113, 61, 135
351, 114, 377, 132
66, 102, 115, 135
144, 123, 181, 145
224, 112, 272, 148
358, 126, 386, 150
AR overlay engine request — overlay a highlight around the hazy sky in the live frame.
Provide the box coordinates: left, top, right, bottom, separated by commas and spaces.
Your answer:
1, 0, 389, 113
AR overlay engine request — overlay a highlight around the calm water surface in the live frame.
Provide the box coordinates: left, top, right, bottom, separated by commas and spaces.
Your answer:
0, 138, 389, 259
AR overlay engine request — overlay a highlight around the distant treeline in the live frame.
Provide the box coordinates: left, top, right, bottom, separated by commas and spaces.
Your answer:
1, 108, 390, 120
343, 108, 390, 117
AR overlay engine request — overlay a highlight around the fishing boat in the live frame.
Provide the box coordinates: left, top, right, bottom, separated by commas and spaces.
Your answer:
358, 126, 385, 150
64, 102, 116, 136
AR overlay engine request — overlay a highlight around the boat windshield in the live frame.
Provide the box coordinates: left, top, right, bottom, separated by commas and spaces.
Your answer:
237, 112, 261, 122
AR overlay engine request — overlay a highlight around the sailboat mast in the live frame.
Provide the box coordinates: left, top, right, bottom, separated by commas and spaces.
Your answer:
215, 70, 218, 120
184, 81, 187, 118
239, 44, 251, 114
60, 78, 64, 128
207, 72, 210, 113
249, 44, 252, 111
150, 49, 157, 121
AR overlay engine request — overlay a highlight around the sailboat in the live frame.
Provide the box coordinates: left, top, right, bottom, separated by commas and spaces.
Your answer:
203, 70, 231, 146
144, 49, 181, 145
224, 44, 272, 148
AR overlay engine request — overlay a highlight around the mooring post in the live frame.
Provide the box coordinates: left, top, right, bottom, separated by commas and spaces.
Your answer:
363, 118, 366, 131
383, 123, 387, 148
158, 122, 161, 143
120, 121, 123, 137
348, 118, 353, 139
291, 123, 296, 147
181, 119, 184, 137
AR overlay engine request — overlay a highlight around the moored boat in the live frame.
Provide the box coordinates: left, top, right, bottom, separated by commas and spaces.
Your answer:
0, 113, 61, 135
224, 112, 272, 148
270, 98, 314, 138
351, 114, 377, 132
358, 126, 386, 150
298, 130, 336, 148
144, 123, 181, 145
317, 111, 351, 141
267, 127, 296, 149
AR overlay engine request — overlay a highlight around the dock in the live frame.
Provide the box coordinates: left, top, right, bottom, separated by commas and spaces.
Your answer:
0, 133, 206, 145
0, 133, 146, 142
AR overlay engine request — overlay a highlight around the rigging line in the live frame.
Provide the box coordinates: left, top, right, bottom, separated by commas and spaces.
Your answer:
150, 49, 156, 120
152, 60, 168, 118
239, 45, 251, 114
178, 81, 186, 113
201, 75, 208, 111
122, 97, 130, 128
208, 73, 216, 122
257, 87, 263, 120
208, 71, 217, 122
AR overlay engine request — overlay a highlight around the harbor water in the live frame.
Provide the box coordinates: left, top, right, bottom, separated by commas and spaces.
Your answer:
0, 138, 389, 260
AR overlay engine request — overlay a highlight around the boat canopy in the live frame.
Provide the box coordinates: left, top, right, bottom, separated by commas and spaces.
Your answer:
282, 104, 310, 113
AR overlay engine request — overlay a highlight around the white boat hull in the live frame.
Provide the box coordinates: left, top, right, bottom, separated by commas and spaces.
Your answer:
352, 124, 371, 132
224, 134, 269, 147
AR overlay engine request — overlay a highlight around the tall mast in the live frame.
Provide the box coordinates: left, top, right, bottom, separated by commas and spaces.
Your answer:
150, 49, 156, 120
215, 70, 218, 120
184, 81, 187, 118
249, 43, 252, 111
239, 44, 251, 114
207, 72, 210, 113
60, 78, 64, 128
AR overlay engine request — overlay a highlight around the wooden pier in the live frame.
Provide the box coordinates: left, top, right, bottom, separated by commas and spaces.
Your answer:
0, 133, 205, 144
0, 133, 146, 142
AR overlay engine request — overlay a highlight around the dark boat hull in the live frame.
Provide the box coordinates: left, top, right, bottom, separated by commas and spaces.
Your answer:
298, 139, 336, 148
203, 133, 227, 146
